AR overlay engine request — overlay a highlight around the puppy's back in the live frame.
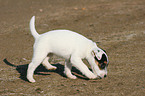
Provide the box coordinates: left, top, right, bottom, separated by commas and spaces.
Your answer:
39, 30, 94, 58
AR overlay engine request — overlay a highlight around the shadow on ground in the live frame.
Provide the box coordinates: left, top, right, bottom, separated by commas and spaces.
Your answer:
3, 58, 89, 82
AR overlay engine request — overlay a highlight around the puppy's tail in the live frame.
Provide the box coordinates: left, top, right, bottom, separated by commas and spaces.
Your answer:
30, 16, 40, 39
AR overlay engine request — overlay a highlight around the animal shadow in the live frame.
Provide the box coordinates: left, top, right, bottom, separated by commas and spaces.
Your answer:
3, 58, 88, 82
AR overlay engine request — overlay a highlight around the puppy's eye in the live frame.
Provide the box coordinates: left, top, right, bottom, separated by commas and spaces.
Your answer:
101, 63, 106, 69
98, 63, 106, 69
104, 61, 108, 67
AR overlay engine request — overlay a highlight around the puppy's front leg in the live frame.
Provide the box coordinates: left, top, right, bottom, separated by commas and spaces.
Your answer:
70, 55, 97, 79
64, 60, 77, 79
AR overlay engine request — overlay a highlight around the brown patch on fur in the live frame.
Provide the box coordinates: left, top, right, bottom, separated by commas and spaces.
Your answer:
104, 61, 107, 65
95, 60, 101, 69
95, 60, 107, 70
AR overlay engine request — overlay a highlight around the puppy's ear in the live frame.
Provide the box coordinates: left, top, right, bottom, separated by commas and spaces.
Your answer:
92, 49, 103, 60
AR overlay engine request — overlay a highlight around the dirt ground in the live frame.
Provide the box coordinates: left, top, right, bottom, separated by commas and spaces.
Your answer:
0, 0, 145, 96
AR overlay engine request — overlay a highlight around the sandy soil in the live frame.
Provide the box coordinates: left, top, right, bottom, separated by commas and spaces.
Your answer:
0, 0, 145, 96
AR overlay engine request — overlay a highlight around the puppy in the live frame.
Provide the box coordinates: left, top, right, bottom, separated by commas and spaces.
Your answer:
27, 16, 109, 83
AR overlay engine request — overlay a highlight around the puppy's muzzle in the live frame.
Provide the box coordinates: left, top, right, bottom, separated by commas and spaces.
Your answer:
98, 74, 107, 79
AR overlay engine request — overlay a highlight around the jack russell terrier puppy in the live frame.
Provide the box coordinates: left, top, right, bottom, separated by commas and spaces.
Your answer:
27, 16, 109, 83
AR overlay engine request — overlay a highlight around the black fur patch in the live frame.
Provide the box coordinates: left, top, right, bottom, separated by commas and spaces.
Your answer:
95, 54, 108, 69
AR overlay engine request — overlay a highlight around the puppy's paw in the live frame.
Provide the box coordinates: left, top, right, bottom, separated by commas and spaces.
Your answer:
68, 75, 77, 79
64, 71, 77, 79
28, 78, 36, 83
86, 73, 97, 79
48, 66, 57, 70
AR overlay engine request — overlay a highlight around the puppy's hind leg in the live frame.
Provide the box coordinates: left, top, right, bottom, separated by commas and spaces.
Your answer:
27, 62, 37, 83
64, 59, 77, 79
27, 49, 48, 83
42, 54, 57, 70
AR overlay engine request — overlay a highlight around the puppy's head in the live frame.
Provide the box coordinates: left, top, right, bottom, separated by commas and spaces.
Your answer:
92, 48, 109, 78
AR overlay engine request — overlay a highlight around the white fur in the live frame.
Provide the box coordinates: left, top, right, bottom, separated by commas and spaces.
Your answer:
27, 16, 108, 83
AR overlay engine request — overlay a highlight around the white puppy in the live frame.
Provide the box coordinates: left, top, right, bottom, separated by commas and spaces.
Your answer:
27, 16, 109, 83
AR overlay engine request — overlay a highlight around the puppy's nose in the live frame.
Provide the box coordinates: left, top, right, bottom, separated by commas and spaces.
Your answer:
104, 74, 107, 78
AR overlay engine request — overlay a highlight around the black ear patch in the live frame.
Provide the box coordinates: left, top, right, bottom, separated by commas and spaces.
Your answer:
95, 54, 108, 69
95, 54, 107, 63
